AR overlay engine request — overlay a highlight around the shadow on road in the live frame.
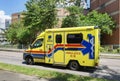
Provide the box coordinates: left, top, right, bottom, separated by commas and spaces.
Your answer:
22, 61, 96, 73
90, 65, 120, 81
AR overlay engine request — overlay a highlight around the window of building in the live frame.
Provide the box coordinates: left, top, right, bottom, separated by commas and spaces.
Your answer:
56, 34, 62, 43
67, 33, 83, 44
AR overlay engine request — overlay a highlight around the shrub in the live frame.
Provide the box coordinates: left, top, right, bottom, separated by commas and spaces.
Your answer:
100, 46, 120, 54
112, 49, 118, 54
117, 48, 120, 53
100, 47, 108, 52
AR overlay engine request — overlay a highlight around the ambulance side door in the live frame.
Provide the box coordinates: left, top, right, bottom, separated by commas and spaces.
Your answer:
53, 32, 65, 64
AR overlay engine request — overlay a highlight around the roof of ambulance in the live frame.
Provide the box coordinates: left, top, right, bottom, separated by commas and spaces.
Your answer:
45, 26, 95, 32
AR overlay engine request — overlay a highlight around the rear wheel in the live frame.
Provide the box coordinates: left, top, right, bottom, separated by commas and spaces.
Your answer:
68, 61, 80, 70
26, 57, 34, 65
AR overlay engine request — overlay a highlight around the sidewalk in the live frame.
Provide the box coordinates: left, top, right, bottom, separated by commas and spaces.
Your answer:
100, 53, 120, 59
0, 48, 120, 59
0, 48, 24, 52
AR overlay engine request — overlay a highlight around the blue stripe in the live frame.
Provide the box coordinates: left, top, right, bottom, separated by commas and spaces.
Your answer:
32, 54, 45, 58
48, 48, 64, 57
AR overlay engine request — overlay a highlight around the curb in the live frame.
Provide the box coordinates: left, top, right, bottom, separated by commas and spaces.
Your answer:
0, 48, 24, 52
100, 53, 120, 59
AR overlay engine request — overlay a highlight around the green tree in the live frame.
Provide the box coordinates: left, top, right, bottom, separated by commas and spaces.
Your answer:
74, 0, 81, 7
6, 23, 19, 44
80, 10, 116, 35
16, 27, 31, 45
62, 14, 80, 27
6, 22, 31, 45
24, 0, 58, 39
62, 6, 82, 27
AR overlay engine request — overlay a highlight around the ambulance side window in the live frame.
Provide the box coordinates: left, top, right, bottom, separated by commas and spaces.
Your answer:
67, 33, 83, 44
56, 35, 62, 43
32, 39, 43, 48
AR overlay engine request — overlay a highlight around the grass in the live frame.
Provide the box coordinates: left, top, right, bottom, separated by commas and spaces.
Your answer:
0, 62, 108, 81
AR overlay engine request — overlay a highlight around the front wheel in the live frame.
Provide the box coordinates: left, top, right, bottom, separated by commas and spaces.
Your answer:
26, 57, 34, 65
68, 61, 80, 70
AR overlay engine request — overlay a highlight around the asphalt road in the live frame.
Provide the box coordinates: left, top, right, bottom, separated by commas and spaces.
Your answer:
0, 51, 120, 81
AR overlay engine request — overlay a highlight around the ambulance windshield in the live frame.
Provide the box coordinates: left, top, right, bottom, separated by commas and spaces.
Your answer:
32, 39, 43, 48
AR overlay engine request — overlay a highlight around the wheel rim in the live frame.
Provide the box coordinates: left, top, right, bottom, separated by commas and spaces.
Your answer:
72, 62, 77, 68
26, 57, 33, 65
69, 61, 79, 70
28, 58, 32, 64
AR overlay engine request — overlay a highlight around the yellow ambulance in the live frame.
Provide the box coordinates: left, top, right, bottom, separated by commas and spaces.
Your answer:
23, 26, 100, 70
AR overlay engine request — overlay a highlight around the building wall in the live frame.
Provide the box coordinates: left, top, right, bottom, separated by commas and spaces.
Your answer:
11, 12, 24, 23
91, 0, 120, 47
56, 8, 69, 28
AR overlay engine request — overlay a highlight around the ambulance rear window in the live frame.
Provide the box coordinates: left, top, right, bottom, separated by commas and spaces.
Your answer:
67, 33, 83, 44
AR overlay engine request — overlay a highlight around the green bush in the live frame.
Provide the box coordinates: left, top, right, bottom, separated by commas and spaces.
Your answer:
100, 47, 104, 52
100, 46, 109, 53
117, 48, 120, 53
111, 49, 118, 54
100, 46, 120, 54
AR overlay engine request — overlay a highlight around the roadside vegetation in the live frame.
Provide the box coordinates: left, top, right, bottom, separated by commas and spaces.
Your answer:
100, 46, 120, 54
0, 62, 108, 81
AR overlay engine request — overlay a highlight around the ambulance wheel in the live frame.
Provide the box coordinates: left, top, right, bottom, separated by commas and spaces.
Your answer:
26, 57, 34, 65
69, 61, 80, 70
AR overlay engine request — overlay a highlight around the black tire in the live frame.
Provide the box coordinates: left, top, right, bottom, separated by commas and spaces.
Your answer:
68, 61, 80, 70
26, 57, 34, 65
